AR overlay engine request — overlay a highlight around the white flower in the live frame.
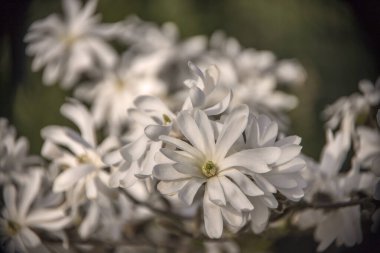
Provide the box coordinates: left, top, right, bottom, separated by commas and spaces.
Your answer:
75, 54, 168, 136
41, 100, 119, 201
0, 119, 41, 183
196, 31, 302, 129
323, 79, 380, 131
242, 114, 306, 233
25, 0, 117, 88
181, 62, 231, 116
294, 129, 376, 251
154, 106, 283, 238
356, 126, 380, 174
0, 170, 70, 253
108, 95, 176, 188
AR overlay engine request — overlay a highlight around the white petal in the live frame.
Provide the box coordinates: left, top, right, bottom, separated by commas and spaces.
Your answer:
19, 170, 42, 220
78, 202, 99, 239
159, 135, 204, 160
157, 180, 188, 195
194, 109, 215, 156
145, 125, 170, 141
3, 184, 17, 219
26, 209, 65, 225
221, 169, 263, 196
275, 145, 302, 165
215, 105, 249, 160
207, 177, 226, 206
221, 204, 244, 227
189, 86, 206, 108
85, 178, 98, 199
60, 100, 96, 147
120, 135, 148, 161
19, 228, 41, 247
203, 193, 223, 238
153, 164, 190, 180
53, 165, 93, 192
176, 111, 206, 154
250, 199, 269, 234
178, 178, 205, 205
219, 176, 253, 211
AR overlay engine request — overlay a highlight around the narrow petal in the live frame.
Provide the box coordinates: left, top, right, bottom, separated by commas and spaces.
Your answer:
203, 193, 223, 238
78, 202, 99, 239
19, 228, 41, 247
159, 135, 204, 160
178, 178, 206, 205
176, 111, 206, 153
220, 169, 264, 196
157, 180, 188, 195
19, 170, 42, 220
215, 105, 249, 160
207, 176, 226, 206
153, 164, 191, 180
219, 176, 253, 211
53, 165, 93, 192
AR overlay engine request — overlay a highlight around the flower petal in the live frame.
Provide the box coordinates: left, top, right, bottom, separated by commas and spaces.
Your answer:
215, 105, 249, 160
178, 178, 205, 205
220, 169, 264, 196
203, 193, 223, 238
207, 176, 226, 206
219, 176, 253, 211
53, 164, 93, 192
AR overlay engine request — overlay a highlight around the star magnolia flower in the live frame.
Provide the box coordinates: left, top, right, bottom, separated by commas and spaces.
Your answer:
239, 114, 306, 233
181, 62, 231, 116
154, 106, 282, 238
75, 54, 167, 136
41, 100, 119, 201
107, 95, 176, 188
0, 119, 41, 183
294, 128, 376, 251
25, 0, 117, 88
0, 170, 70, 253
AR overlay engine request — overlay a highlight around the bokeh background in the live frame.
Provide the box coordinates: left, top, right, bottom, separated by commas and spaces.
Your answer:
1, 0, 379, 252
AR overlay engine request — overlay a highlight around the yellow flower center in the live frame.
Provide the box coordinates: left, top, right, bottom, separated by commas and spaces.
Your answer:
201, 160, 218, 177
6, 220, 21, 236
162, 114, 172, 125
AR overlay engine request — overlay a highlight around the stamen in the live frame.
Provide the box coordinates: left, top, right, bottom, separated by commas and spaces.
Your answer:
201, 160, 217, 177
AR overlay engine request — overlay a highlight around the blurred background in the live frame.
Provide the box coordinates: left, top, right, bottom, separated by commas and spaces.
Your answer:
0, 0, 379, 251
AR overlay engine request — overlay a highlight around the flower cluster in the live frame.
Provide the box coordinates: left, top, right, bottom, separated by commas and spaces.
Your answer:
1, 0, 379, 252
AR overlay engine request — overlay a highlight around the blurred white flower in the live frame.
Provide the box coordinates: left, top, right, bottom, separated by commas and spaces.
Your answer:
181, 62, 231, 115
0, 170, 70, 253
107, 95, 176, 188
0, 119, 41, 183
294, 128, 376, 251
196, 32, 302, 129
155, 106, 285, 238
41, 100, 119, 201
75, 54, 168, 136
25, 0, 117, 88
323, 79, 380, 131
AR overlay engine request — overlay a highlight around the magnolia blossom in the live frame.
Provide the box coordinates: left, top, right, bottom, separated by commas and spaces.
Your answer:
294, 129, 375, 251
107, 95, 176, 188
154, 106, 291, 237
25, 0, 117, 87
41, 100, 119, 201
0, 170, 70, 253
323, 79, 380, 131
195, 32, 303, 128
75, 54, 168, 136
0, 119, 41, 183
244, 114, 306, 233
180, 62, 231, 115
